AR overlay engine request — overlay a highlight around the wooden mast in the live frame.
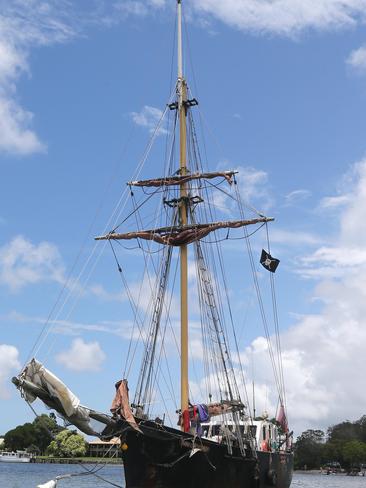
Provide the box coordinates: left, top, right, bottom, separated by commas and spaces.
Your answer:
177, 0, 189, 428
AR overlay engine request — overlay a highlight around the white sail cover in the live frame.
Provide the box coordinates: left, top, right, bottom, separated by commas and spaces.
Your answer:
17, 358, 117, 437
21, 359, 80, 417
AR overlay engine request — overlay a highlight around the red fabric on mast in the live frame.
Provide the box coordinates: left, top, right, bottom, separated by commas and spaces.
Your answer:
276, 404, 288, 433
182, 409, 190, 432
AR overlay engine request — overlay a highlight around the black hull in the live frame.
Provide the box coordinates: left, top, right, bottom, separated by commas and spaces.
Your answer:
121, 422, 293, 488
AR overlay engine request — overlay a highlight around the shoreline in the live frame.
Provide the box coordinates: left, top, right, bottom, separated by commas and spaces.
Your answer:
33, 457, 123, 465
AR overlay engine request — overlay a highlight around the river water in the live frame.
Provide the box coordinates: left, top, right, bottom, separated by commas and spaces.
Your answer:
0, 463, 124, 487
293, 472, 366, 487
1, 465, 366, 488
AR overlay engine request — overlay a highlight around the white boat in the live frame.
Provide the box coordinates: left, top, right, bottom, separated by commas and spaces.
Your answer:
0, 450, 32, 463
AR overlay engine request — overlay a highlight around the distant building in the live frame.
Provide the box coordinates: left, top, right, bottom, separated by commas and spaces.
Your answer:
87, 437, 122, 458
0, 437, 4, 448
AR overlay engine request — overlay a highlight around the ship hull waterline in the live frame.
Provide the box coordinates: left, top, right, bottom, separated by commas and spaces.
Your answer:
120, 421, 293, 488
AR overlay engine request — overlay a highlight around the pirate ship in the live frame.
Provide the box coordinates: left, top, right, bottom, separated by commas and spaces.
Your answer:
13, 1, 293, 486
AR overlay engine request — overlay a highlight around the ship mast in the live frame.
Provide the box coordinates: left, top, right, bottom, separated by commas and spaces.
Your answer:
177, 0, 189, 427
95, 0, 274, 427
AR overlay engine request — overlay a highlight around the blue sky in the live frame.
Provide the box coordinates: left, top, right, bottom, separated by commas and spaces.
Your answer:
1, 0, 366, 436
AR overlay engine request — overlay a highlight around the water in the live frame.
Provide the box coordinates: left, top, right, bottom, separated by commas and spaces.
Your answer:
0, 462, 125, 487
293, 472, 366, 487
1, 466, 366, 488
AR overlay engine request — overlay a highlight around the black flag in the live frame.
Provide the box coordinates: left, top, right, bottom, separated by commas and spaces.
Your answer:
260, 249, 280, 273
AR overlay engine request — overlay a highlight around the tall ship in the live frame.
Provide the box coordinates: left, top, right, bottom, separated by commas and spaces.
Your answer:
13, 1, 293, 487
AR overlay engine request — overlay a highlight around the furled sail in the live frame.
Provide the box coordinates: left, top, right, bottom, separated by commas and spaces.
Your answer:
12, 359, 137, 438
128, 171, 237, 187
95, 217, 274, 247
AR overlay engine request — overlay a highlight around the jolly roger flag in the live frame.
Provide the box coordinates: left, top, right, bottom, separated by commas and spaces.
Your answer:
260, 249, 280, 273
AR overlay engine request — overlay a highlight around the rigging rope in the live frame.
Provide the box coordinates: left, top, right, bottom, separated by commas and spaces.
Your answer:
235, 184, 285, 406
27, 86, 177, 365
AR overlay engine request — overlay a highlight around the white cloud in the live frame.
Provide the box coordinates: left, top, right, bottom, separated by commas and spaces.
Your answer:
270, 229, 323, 247
320, 194, 351, 209
233, 165, 273, 212
1, 310, 133, 338
0, 344, 21, 399
0, 235, 65, 291
271, 158, 366, 432
347, 45, 366, 72
89, 283, 124, 302
239, 166, 268, 201
213, 164, 271, 215
205, 157, 366, 434
299, 245, 366, 280
56, 338, 106, 371
131, 105, 168, 135
113, 1, 149, 17
284, 189, 312, 205
112, 0, 166, 17
2, 0, 365, 154
0, 97, 45, 154
190, 0, 366, 36
0, 0, 169, 155
0, 0, 78, 155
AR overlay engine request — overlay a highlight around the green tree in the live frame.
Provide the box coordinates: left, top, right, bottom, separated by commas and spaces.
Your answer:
4, 423, 37, 451
27, 444, 40, 455
47, 429, 86, 458
33, 414, 63, 454
3, 414, 64, 454
327, 421, 360, 444
342, 440, 366, 468
323, 439, 344, 465
356, 416, 366, 443
294, 429, 325, 469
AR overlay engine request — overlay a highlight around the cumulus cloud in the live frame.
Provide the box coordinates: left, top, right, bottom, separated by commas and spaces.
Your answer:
190, 0, 366, 36
2, 0, 365, 155
212, 164, 271, 215
320, 194, 351, 209
347, 45, 366, 72
252, 157, 366, 433
0, 235, 65, 291
0, 0, 172, 156
238, 166, 269, 202
0, 344, 21, 399
0, 0, 79, 155
131, 105, 168, 135
56, 338, 106, 371
190, 157, 366, 434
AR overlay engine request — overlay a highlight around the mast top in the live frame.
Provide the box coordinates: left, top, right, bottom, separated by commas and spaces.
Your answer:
177, 0, 183, 82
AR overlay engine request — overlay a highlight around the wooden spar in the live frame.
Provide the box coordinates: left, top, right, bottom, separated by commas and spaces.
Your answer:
128, 171, 238, 187
177, 0, 189, 430
94, 217, 275, 243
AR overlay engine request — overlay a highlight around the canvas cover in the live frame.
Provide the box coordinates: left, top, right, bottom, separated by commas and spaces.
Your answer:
16, 359, 117, 437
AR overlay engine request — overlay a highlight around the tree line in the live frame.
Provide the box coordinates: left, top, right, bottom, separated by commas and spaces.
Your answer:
2, 414, 86, 457
295, 415, 366, 470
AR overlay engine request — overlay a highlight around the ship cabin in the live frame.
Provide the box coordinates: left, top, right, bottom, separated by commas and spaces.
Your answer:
200, 417, 285, 452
